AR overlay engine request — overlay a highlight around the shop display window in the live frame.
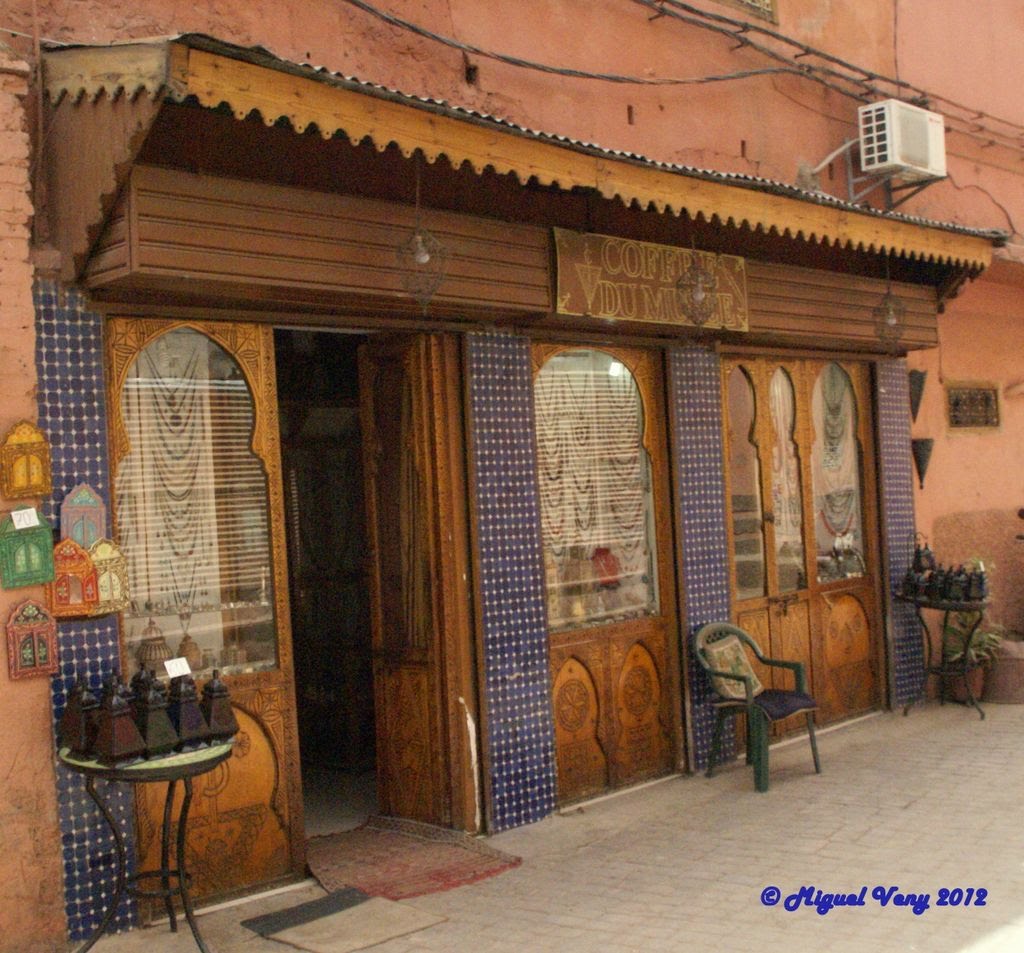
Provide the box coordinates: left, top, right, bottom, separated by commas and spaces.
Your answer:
534, 349, 659, 631
115, 328, 277, 676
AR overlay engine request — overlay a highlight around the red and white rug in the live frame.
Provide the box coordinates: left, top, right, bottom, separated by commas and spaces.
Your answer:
306, 816, 522, 901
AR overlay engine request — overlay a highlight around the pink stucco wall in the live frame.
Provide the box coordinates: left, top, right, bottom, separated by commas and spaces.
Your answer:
0, 45, 66, 953
908, 274, 1024, 635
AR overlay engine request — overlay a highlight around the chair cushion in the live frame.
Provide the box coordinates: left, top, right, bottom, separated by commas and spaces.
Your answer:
753, 689, 817, 721
704, 635, 764, 700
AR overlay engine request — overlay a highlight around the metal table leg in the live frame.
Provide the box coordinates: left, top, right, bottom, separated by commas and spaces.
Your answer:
74, 778, 128, 953
76, 774, 215, 952
176, 777, 212, 953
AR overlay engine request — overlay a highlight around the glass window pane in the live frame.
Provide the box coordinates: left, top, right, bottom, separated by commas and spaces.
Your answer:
812, 363, 866, 582
769, 368, 806, 593
534, 349, 659, 632
726, 366, 766, 600
117, 328, 277, 676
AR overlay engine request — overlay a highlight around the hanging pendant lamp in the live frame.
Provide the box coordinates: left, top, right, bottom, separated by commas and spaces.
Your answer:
396, 154, 448, 313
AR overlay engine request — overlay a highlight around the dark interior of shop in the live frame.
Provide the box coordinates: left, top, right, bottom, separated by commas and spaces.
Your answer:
274, 328, 377, 836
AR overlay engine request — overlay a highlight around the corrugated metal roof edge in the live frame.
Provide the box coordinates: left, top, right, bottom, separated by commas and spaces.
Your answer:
45, 32, 1008, 249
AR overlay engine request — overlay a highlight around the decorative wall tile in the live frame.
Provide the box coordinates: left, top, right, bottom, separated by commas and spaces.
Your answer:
668, 346, 734, 771
876, 358, 922, 707
35, 280, 138, 940
465, 332, 557, 832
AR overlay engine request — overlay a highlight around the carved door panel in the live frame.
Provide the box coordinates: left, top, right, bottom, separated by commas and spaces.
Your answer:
360, 333, 474, 827
724, 357, 815, 727
107, 319, 303, 907
806, 360, 880, 722
534, 345, 680, 805
724, 355, 882, 728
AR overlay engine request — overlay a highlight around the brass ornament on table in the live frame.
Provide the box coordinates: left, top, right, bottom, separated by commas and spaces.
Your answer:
135, 617, 173, 671
0, 420, 53, 499
177, 632, 203, 672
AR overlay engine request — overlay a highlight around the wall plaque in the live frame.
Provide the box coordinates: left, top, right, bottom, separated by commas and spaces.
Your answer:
553, 228, 749, 331
947, 385, 999, 429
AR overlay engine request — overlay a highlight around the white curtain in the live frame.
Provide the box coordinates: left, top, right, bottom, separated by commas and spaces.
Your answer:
534, 350, 657, 630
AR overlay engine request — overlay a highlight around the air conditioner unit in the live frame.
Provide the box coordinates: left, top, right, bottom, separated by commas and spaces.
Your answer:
858, 99, 947, 181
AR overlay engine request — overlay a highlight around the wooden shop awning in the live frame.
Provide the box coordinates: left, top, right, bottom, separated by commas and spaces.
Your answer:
42, 33, 1003, 284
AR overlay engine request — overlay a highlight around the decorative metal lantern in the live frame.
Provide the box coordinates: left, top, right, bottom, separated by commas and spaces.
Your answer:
6, 598, 58, 680
47, 538, 99, 618
395, 157, 449, 313
874, 289, 907, 345
675, 249, 719, 327
93, 674, 146, 766
61, 484, 106, 548
58, 677, 99, 754
200, 670, 239, 742
0, 508, 55, 589
0, 420, 53, 499
88, 538, 130, 615
167, 674, 211, 751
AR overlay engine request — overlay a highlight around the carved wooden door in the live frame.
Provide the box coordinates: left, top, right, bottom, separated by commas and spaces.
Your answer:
107, 319, 303, 906
805, 359, 880, 722
723, 355, 881, 727
533, 345, 680, 804
359, 333, 475, 827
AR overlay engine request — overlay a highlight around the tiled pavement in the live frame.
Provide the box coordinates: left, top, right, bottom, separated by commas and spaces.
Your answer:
86, 702, 1024, 953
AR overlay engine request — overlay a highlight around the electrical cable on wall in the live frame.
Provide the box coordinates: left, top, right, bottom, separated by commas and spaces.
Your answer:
630, 0, 1024, 153
337, 0, 1024, 159
340, 0, 800, 87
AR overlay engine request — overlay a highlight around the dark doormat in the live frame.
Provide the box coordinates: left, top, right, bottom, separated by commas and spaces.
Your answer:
241, 887, 370, 936
306, 815, 522, 900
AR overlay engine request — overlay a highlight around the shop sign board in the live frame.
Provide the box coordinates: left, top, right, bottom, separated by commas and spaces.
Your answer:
553, 228, 749, 331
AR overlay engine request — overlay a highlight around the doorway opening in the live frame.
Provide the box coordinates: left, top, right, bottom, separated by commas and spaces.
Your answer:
274, 328, 377, 837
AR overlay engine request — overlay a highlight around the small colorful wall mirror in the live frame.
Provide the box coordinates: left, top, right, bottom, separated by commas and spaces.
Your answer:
89, 538, 130, 615
0, 421, 52, 499
47, 538, 99, 618
6, 599, 58, 680
61, 484, 106, 548
0, 508, 56, 589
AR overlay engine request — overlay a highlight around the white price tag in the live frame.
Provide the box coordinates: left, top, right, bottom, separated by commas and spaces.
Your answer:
164, 657, 192, 678
11, 508, 40, 530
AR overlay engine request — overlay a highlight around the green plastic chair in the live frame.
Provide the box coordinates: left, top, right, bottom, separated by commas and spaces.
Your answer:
694, 622, 821, 792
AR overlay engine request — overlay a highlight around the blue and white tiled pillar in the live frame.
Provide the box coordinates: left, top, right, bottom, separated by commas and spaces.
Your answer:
875, 358, 922, 707
465, 331, 557, 832
35, 280, 138, 940
667, 345, 733, 772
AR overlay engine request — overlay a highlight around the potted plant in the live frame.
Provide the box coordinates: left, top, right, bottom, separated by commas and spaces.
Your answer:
942, 612, 1004, 703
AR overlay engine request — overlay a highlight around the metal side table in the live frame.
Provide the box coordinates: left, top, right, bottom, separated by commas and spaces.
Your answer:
58, 741, 234, 953
896, 593, 989, 720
